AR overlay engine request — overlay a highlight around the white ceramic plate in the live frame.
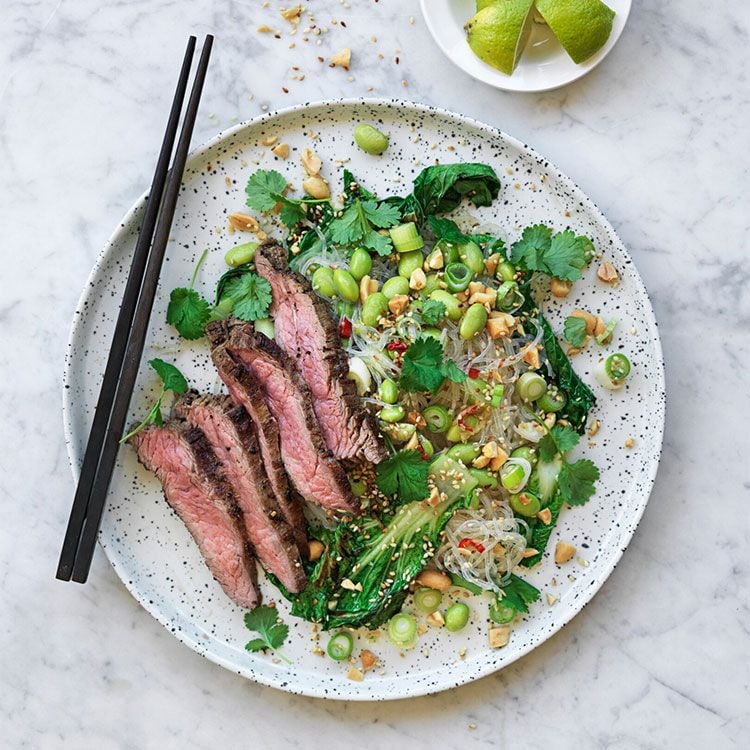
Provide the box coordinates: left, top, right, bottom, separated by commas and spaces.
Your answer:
63, 99, 664, 700
420, 0, 632, 92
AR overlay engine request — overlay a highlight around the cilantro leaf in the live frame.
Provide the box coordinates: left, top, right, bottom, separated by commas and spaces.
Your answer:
400, 337, 447, 393
538, 424, 580, 462
375, 450, 430, 503
149, 358, 188, 394
328, 199, 399, 255
420, 299, 446, 326
245, 169, 288, 211
439, 358, 468, 384
362, 228, 392, 255
167, 288, 211, 340
120, 359, 188, 443
428, 216, 471, 245
224, 272, 272, 321
361, 200, 401, 228
563, 315, 588, 347
244, 605, 290, 662
498, 574, 540, 614
279, 200, 306, 228
510, 224, 552, 271
545, 230, 588, 281
558, 459, 600, 506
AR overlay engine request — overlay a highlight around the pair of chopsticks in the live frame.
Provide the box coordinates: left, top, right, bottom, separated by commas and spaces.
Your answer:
57, 35, 214, 583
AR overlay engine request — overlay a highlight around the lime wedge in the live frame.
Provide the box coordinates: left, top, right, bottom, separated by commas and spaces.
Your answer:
534, 0, 616, 64
465, 0, 535, 75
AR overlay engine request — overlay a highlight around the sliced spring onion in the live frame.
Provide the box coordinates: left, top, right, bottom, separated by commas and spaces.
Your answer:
514, 421, 545, 443
500, 457, 532, 492
387, 613, 418, 648
490, 384, 505, 408
327, 631, 354, 661
444, 262, 472, 293
423, 404, 451, 433
429, 454, 479, 503
495, 280, 525, 312
413, 587, 443, 614
517, 372, 547, 402
389, 222, 424, 253
537, 386, 566, 413
347, 356, 372, 396
596, 318, 617, 345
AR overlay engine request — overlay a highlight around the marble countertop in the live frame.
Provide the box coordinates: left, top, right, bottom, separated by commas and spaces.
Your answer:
1, 0, 748, 746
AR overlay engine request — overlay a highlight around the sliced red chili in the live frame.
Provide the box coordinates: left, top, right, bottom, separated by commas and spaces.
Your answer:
386, 340, 408, 353
458, 538, 485, 554
338, 317, 352, 338
457, 404, 480, 432
468, 367, 480, 379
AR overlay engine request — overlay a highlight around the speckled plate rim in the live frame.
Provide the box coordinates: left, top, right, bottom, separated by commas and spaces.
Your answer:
62, 97, 665, 700
419, 0, 632, 93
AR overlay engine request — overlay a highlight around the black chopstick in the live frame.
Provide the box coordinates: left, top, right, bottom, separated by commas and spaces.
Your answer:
57, 35, 213, 582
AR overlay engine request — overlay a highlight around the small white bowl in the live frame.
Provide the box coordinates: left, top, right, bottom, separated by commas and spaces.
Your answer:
420, 0, 632, 92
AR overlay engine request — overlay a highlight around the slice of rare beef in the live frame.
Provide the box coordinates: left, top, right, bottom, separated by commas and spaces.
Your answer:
218, 319, 358, 515
206, 332, 308, 550
130, 422, 259, 608
173, 391, 307, 592
255, 244, 387, 464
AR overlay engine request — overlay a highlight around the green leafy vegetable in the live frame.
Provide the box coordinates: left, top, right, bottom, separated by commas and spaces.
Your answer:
399, 337, 467, 394
409, 163, 501, 220
419, 299, 447, 326
223, 271, 272, 321
375, 450, 430, 503
166, 249, 211, 340
538, 424, 580, 462
497, 574, 541, 613
120, 359, 188, 442
521, 494, 565, 568
328, 198, 401, 254
511, 225, 592, 281
245, 169, 310, 228
563, 315, 588, 347
427, 216, 471, 245
558, 459, 600, 506
342, 168, 377, 204
244, 604, 291, 663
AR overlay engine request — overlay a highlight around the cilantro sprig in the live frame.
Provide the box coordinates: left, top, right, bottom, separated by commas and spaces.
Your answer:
563, 315, 588, 347
223, 271, 272, 321
419, 299, 447, 326
538, 424, 600, 505
120, 359, 188, 443
166, 249, 211, 340
375, 450, 430, 503
400, 337, 467, 394
328, 198, 401, 255
244, 604, 291, 663
245, 169, 324, 228
510, 225, 593, 281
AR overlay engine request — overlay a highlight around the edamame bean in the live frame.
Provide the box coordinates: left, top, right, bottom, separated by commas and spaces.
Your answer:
361, 292, 389, 326
438, 241, 460, 264
420, 326, 442, 342
398, 250, 424, 279
459, 303, 488, 340
469, 468, 498, 488
421, 272, 442, 297
312, 266, 336, 298
333, 268, 359, 303
445, 422, 462, 443
496, 261, 516, 282
379, 378, 399, 404
458, 241, 485, 275
354, 124, 389, 155
509, 491, 541, 518
447, 442, 481, 464
429, 290, 461, 321
382, 276, 410, 299
349, 478, 367, 497
419, 435, 435, 458
379, 404, 405, 423
444, 602, 470, 632
224, 241, 258, 267
348, 247, 372, 281
510, 445, 537, 467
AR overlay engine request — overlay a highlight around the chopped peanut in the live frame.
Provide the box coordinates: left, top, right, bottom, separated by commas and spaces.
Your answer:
484, 253, 500, 276
482, 440, 500, 458
427, 611, 445, 628
300, 147, 322, 176
302, 176, 329, 199
537, 508, 552, 525
359, 275, 378, 304
468, 281, 485, 295
347, 667, 365, 682
594, 317, 607, 337
280, 4, 302, 21
489, 626, 510, 649
427, 486, 441, 507
486, 312, 515, 340
228, 212, 260, 233
472, 454, 491, 469
468, 289, 497, 309
597, 262, 619, 283
330, 48, 351, 69
406, 411, 426, 429
388, 294, 409, 316
271, 142, 290, 159
489, 452, 508, 471
572, 309, 597, 335
522, 346, 541, 369
426, 248, 444, 270
550, 278, 573, 297
625, 437, 635, 448
409, 268, 426, 291
261, 135, 278, 147
308, 540, 324, 561
522, 547, 539, 558
554, 541, 576, 564
416, 569, 452, 591
360, 649, 377, 671
588, 419, 601, 436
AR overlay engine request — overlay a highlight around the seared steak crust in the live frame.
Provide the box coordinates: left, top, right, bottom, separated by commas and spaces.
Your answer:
255, 244, 386, 464
130, 422, 259, 608
217, 319, 359, 515
206, 335, 308, 552
173, 391, 307, 591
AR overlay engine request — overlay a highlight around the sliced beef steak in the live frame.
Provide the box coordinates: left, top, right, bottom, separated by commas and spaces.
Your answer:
206, 338, 308, 552
255, 244, 387, 464
173, 392, 307, 592
130, 422, 259, 608
216, 319, 358, 515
